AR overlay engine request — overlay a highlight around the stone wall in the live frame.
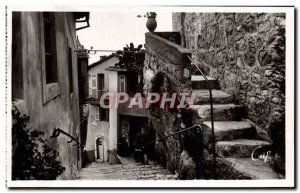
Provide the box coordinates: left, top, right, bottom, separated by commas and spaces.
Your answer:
173, 13, 286, 139
143, 32, 195, 175
12, 12, 82, 179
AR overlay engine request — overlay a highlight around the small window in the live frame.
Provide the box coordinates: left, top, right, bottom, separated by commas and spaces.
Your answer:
43, 12, 58, 84
100, 108, 109, 121
98, 74, 105, 97
98, 74, 104, 91
12, 12, 23, 100
91, 74, 97, 98
119, 75, 126, 93
68, 47, 73, 94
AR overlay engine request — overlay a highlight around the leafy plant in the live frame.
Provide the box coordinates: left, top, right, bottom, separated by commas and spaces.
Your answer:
12, 108, 65, 180
115, 42, 145, 74
137, 12, 157, 18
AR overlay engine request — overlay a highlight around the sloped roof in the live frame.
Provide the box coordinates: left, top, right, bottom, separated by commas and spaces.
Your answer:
105, 66, 127, 72
88, 53, 119, 70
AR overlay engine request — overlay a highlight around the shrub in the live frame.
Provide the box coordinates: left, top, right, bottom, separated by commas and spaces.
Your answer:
12, 108, 65, 180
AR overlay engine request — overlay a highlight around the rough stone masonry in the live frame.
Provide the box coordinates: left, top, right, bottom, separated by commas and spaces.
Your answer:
143, 32, 204, 179
172, 13, 286, 165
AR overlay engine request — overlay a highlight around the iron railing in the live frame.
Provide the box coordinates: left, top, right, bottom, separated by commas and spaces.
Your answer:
187, 55, 216, 179
142, 124, 202, 148
139, 55, 217, 178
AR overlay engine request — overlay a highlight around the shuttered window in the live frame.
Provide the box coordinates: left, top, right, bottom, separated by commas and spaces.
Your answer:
119, 75, 126, 93
95, 107, 100, 121
98, 74, 104, 91
91, 74, 97, 98
90, 106, 95, 121
100, 108, 109, 121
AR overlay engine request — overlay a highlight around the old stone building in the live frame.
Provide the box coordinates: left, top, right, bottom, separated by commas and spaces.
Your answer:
143, 12, 285, 179
11, 12, 90, 179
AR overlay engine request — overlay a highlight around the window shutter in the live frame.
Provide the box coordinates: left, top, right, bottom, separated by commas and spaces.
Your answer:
91, 89, 97, 98
91, 74, 97, 98
92, 78, 97, 87
90, 106, 95, 121
119, 75, 126, 93
95, 107, 99, 121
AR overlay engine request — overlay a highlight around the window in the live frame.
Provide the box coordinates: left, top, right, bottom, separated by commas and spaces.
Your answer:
97, 74, 105, 97
68, 46, 73, 94
43, 12, 58, 84
100, 107, 109, 121
42, 12, 60, 103
98, 74, 104, 91
90, 106, 108, 122
12, 12, 23, 100
91, 74, 105, 98
91, 74, 97, 98
92, 106, 109, 122
119, 75, 126, 93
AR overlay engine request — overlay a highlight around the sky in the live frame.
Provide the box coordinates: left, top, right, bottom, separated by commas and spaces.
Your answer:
76, 12, 173, 64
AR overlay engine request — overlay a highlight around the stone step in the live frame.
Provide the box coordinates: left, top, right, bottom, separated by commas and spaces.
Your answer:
192, 89, 233, 104
202, 121, 256, 141
225, 158, 282, 179
191, 75, 220, 90
192, 104, 244, 121
215, 139, 271, 158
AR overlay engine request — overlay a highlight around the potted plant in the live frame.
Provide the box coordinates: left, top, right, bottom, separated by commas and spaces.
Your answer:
137, 12, 157, 32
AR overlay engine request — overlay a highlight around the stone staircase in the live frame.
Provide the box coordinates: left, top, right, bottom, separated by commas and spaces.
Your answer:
190, 75, 281, 179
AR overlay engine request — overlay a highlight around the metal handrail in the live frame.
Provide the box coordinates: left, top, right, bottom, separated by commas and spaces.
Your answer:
50, 128, 83, 148
142, 124, 202, 148
187, 55, 216, 179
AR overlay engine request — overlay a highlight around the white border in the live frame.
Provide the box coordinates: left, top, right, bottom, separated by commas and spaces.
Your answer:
5, 6, 294, 188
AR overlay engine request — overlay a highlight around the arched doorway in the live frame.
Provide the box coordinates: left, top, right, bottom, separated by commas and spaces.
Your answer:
95, 136, 104, 162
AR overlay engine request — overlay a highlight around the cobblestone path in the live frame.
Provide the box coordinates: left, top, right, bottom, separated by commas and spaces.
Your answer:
78, 161, 178, 180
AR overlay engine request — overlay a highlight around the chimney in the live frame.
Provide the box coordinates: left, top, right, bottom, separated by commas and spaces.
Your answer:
100, 55, 107, 60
